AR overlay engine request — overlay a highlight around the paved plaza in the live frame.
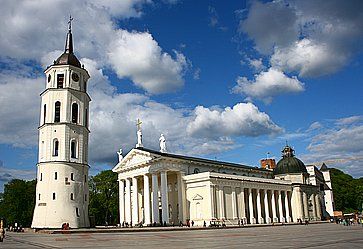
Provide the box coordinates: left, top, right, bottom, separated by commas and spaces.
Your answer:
2, 223, 363, 249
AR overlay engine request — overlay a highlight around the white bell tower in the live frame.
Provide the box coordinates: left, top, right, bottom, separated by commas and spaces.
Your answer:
32, 17, 90, 228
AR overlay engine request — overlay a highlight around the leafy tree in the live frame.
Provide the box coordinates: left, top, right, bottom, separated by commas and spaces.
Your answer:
330, 168, 363, 213
89, 170, 118, 225
0, 179, 36, 227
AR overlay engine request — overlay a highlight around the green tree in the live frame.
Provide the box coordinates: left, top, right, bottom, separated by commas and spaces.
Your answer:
330, 168, 363, 213
89, 170, 118, 225
0, 179, 36, 227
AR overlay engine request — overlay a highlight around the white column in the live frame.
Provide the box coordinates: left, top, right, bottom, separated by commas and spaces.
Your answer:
125, 178, 132, 224
210, 185, 216, 219
177, 173, 185, 223
218, 186, 225, 219
238, 188, 247, 224
232, 188, 238, 219
256, 189, 263, 224
303, 192, 309, 220
271, 190, 278, 222
284, 191, 291, 222
160, 171, 169, 224
264, 189, 271, 224
152, 173, 159, 224
143, 174, 151, 225
132, 177, 139, 224
119, 179, 125, 225
278, 190, 285, 222
311, 194, 317, 221
248, 188, 256, 224
315, 194, 322, 220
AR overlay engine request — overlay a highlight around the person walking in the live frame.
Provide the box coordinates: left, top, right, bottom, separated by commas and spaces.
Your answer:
0, 219, 5, 242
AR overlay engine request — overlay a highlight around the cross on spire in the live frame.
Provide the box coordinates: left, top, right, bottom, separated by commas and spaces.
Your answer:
68, 15, 73, 32
136, 118, 142, 131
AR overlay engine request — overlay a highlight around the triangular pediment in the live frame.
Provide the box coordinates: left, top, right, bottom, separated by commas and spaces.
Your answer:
192, 194, 203, 200
112, 148, 157, 172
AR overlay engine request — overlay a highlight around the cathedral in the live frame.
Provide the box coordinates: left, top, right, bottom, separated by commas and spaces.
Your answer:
113, 129, 335, 226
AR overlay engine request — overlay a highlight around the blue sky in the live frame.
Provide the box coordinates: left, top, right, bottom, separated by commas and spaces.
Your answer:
1, 0, 363, 191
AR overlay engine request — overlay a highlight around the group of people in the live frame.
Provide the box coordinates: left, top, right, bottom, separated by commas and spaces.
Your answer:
61, 223, 70, 230
297, 218, 309, 225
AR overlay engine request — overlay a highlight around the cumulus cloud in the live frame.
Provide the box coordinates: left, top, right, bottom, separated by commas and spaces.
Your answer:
108, 30, 187, 94
302, 116, 363, 177
271, 39, 348, 77
232, 68, 304, 103
187, 102, 282, 139
0, 0, 187, 94
240, 0, 363, 77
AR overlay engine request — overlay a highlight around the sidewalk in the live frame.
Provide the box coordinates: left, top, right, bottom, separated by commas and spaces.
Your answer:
35, 220, 329, 234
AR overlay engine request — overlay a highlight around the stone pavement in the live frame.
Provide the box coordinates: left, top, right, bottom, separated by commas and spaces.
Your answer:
2, 223, 363, 249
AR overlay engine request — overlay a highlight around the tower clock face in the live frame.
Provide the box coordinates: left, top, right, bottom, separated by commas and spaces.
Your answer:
72, 73, 79, 82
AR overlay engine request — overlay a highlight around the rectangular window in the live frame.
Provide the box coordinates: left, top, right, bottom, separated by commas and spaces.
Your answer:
71, 193, 74, 200
57, 74, 64, 88
85, 194, 87, 202
76, 207, 80, 217
40, 173, 43, 181
55, 172, 57, 180
39, 194, 41, 200
71, 173, 74, 181
53, 193, 56, 200
84, 175, 87, 182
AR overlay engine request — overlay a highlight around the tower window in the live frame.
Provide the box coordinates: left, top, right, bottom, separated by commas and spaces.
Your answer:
39, 194, 41, 200
53, 139, 59, 156
70, 193, 74, 200
71, 103, 78, 123
53, 193, 56, 200
71, 140, 77, 158
57, 74, 64, 88
85, 194, 87, 201
84, 174, 87, 182
71, 173, 74, 181
54, 101, 61, 122
40, 173, 42, 181
76, 207, 80, 217
43, 104, 46, 124
55, 172, 58, 180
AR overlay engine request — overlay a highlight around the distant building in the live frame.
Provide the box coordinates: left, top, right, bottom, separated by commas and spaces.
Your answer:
260, 158, 276, 170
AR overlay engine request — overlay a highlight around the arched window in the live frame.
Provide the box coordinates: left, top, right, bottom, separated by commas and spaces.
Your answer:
54, 101, 61, 122
71, 103, 78, 123
71, 140, 77, 158
53, 139, 59, 156
43, 104, 46, 124
76, 207, 80, 217
193, 168, 200, 174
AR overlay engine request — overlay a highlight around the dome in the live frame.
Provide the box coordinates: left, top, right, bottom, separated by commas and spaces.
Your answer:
274, 145, 307, 175
54, 52, 81, 68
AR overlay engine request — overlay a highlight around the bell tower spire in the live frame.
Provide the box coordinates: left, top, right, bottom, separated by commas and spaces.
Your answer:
65, 15, 74, 54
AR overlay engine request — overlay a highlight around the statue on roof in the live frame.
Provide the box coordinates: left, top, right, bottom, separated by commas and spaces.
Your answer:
159, 134, 167, 153
117, 148, 123, 163
136, 119, 143, 148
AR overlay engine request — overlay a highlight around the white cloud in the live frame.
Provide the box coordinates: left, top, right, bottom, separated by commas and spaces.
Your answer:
302, 116, 363, 178
247, 58, 265, 72
240, 0, 363, 77
187, 102, 282, 139
232, 68, 304, 103
0, 73, 42, 147
0, 0, 187, 94
107, 30, 187, 94
271, 39, 348, 77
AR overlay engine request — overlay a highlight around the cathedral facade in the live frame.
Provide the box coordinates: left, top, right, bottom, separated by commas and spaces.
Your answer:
113, 141, 334, 226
